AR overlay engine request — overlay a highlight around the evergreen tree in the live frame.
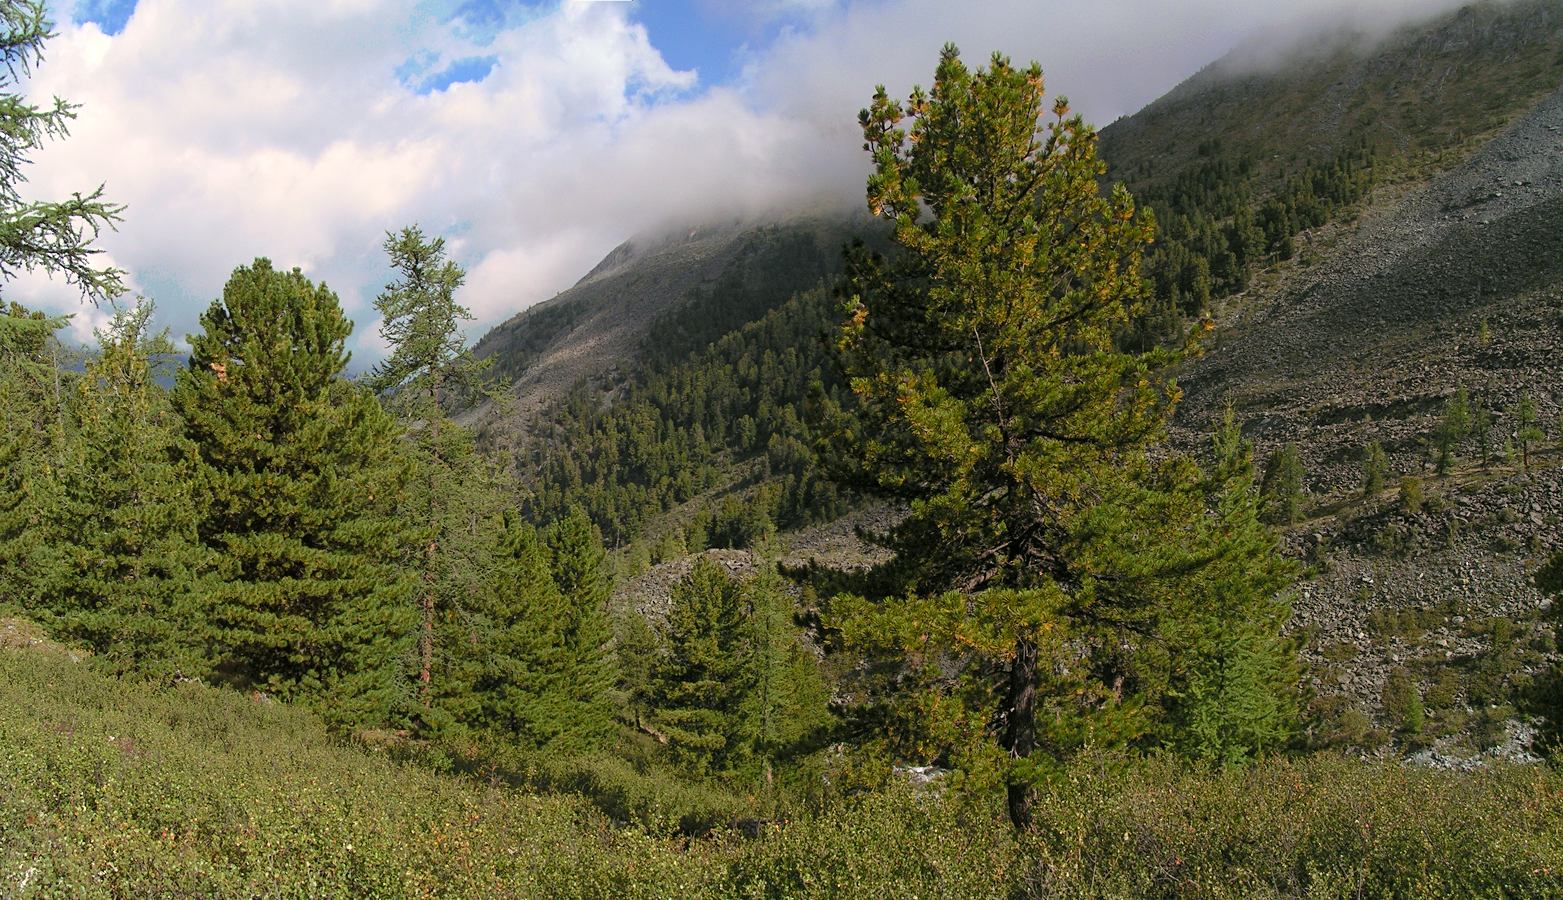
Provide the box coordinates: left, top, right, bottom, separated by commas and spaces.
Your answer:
745, 565, 833, 783
1512, 392, 1545, 471
649, 558, 756, 776
1433, 387, 1470, 474
543, 507, 618, 752
826, 47, 1296, 827
369, 225, 489, 706
1162, 412, 1299, 763
1259, 443, 1306, 525
1362, 441, 1389, 499
0, 302, 67, 604
445, 517, 573, 746
27, 300, 204, 675
0, 1, 124, 311
0, 3, 123, 607
614, 608, 661, 731
173, 259, 413, 728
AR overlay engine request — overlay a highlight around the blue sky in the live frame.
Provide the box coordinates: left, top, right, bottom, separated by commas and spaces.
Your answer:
71, 0, 803, 93
27, 0, 1466, 360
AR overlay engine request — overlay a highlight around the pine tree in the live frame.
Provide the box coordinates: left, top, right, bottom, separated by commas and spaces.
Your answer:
649, 558, 756, 776
1259, 443, 1306, 525
1433, 387, 1470, 474
27, 300, 205, 675
1162, 411, 1299, 763
826, 46, 1295, 827
1512, 392, 1545, 472
1362, 441, 1389, 498
543, 507, 618, 752
0, 302, 68, 605
369, 225, 489, 707
745, 565, 832, 784
445, 517, 573, 746
173, 259, 414, 728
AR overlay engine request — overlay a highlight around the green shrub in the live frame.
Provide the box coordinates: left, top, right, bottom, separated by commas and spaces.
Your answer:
1381, 667, 1425, 736
1398, 475, 1424, 516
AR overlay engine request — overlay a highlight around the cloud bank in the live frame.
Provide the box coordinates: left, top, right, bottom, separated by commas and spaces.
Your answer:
17, 0, 1491, 357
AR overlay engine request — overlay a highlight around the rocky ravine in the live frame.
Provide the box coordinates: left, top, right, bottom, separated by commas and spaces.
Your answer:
1173, 80, 1563, 760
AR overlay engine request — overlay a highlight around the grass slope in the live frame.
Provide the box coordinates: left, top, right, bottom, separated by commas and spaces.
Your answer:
5, 623, 1563, 897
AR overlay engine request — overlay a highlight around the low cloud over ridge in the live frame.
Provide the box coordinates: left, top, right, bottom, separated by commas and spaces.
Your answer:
20, 0, 1494, 356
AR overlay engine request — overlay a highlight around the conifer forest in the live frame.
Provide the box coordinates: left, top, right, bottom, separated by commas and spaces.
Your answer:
4, 0, 1563, 895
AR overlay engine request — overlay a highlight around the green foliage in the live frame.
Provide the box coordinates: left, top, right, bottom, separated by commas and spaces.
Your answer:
6, 639, 1563, 899
1399, 475, 1424, 516
369, 226, 504, 717
1511, 391, 1545, 471
24, 300, 205, 676
1381, 667, 1425, 736
745, 566, 834, 776
0, 302, 68, 604
543, 507, 618, 751
438, 514, 615, 753
1122, 138, 1377, 350
1433, 387, 1471, 474
524, 281, 851, 547
1259, 442, 1306, 525
0, 1, 124, 304
1162, 419, 1300, 765
1361, 440, 1389, 497
649, 559, 756, 776
827, 46, 1297, 827
173, 259, 414, 728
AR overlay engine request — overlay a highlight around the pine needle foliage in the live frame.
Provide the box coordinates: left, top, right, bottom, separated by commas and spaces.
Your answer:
825, 46, 1296, 827
173, 259, 414, 728
26, 300, 205, 675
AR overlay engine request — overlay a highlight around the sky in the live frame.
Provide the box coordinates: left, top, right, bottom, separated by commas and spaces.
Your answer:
15, 0, 1481, 361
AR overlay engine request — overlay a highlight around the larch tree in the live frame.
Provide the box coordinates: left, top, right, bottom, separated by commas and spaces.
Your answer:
0, 1, 123, 605
369, 226, 490, 710
825, 46, 1295, 828
0, 0, 123, 310
173, 259, 414, 728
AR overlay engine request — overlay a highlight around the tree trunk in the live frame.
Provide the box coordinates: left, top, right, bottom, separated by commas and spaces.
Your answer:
417, 539, 436, 696
1002, 632, 1039, 830
417, 379, 443, 702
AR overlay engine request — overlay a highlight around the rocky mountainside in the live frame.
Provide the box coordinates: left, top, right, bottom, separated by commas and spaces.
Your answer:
470, 215, 859, 425
1170, 67, 1563, 762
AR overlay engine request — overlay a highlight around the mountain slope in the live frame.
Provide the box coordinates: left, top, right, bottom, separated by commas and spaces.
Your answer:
471, 216, 860, 423
476, 0, 1563, 756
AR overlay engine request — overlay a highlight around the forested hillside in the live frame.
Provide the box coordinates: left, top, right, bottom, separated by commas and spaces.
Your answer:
6, 0, 1563, 894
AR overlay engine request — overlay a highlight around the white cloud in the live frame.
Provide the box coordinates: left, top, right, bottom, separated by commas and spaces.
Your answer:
17, 0, 1493, 361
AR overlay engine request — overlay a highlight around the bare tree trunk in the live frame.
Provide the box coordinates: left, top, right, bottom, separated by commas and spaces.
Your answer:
417, 378, 443, 702
418, 538, 436, 696
1002, 632, 1038, 830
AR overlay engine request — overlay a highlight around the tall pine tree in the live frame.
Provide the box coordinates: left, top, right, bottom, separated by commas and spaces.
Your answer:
826, 47, 1295, 827
174, 259, 413, 728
